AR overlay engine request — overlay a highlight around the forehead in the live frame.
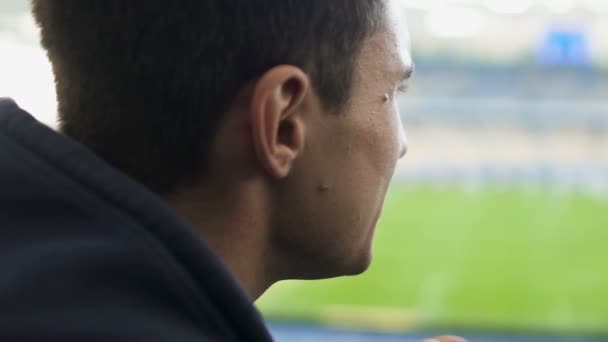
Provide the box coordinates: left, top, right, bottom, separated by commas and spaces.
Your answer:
384, 0, 413, 69
386, 0, 411, 51
362, 0, 413, 76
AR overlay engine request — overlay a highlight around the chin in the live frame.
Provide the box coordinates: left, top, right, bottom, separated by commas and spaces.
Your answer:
297, 248, 374, 280
278, 222, 377, 280
334, 224, 378, 277
319, 246, 374, 279
342, 249, 374, 276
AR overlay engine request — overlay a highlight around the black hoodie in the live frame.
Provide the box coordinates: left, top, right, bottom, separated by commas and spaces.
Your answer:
0, 98, 273, 341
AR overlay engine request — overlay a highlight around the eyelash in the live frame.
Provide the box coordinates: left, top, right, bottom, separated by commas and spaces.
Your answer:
397, 83, 409, 94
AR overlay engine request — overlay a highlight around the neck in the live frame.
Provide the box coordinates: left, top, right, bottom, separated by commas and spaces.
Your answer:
164, 181, 277, 300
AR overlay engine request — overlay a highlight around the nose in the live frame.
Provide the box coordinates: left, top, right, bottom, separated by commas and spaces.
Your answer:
397, 114, 408, 159
399, 133, 408, 159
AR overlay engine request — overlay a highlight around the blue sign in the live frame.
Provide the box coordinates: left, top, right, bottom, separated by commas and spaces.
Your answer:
537, 26, 592, 67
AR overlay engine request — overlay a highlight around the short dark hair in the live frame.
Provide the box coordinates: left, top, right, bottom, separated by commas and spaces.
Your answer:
32, 0, 384, 194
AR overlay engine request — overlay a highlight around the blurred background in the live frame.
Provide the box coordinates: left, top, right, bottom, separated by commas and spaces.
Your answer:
1, 0, 607, 341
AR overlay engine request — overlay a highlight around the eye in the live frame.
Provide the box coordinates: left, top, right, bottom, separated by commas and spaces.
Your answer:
396, 83, 409, 94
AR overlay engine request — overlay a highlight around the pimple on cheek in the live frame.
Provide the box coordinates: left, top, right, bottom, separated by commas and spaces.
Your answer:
382, 94, 390, 103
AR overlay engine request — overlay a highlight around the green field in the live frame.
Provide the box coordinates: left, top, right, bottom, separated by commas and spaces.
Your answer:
257, 186, 608, 334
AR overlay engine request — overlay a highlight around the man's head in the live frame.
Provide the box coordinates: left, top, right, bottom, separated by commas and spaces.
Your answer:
32, 0, 387, 193
32, 0, 412, 284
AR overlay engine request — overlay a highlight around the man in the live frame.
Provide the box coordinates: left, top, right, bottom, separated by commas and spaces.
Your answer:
0, 0, 463, 341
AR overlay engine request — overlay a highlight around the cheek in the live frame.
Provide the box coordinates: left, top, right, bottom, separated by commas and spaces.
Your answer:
367, 106, 402, 175
336, 108, 401, 219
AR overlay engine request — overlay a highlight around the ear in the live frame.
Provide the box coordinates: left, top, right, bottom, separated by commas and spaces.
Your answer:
249, 65, 310, 179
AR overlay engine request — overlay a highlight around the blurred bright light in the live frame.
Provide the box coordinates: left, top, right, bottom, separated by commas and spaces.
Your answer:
0, 37, 57, 127
583, 0, 608, 12
16, 13, 38, 41
401, 0, 443, 11
426, 7, 484, 38
401, 0, 608, 15
482, 0, 534, 14
543, 0, 577, 13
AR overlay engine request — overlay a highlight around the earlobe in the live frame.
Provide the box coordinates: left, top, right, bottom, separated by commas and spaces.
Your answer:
249, 65, 310, 179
